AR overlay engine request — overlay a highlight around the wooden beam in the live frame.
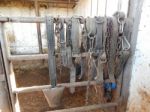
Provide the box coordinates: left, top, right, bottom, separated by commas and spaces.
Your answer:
3, 0, 77, 4
47, 103, 118, 112
42, 3, 75, 8
0, 0, 75, 8
13, 81, 99, 93
34, 0, 77, 4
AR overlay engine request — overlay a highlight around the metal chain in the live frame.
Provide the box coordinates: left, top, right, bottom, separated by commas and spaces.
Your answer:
54, 19, 63, 75
55, 18, 62, 49
105, 18, 112, 62
66, 19, 72, 47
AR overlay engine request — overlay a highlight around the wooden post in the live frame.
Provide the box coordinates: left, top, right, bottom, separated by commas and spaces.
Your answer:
35, 1, 43, 54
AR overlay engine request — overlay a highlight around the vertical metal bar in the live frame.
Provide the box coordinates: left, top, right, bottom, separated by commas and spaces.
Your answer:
45, 17, 57, 87
90, 0, 92, 17
105, 0, 108, 17
35, 1, 43, 54
0, 40, 11, 112
0, 23, 15, 112
97, 0, 99, 16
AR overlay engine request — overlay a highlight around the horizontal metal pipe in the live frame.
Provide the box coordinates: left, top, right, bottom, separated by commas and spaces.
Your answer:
13, 81, 101, 94
47, 103, 118, 112
0, 17, 45, 23
8, 54, 48, 61
8, 53, 88, 61
0, 17, 84, 23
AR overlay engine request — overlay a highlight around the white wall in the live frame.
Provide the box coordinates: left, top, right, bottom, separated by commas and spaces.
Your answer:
127, 0, 150, 111
0, 2, 73, 54
74, 0, 129, 17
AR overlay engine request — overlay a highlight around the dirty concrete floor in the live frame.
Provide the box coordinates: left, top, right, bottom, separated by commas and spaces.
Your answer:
14, 64, 114, 112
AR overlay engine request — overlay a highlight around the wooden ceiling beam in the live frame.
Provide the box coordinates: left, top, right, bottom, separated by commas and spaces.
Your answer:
1, 0, 78, 4
39, 3, 74, 8
0, 0, 78, 8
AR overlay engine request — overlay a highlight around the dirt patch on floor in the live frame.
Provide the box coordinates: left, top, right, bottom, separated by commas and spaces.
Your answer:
127, 88, 150, 112
139, 88, 150, 112
14, 62, 115, 112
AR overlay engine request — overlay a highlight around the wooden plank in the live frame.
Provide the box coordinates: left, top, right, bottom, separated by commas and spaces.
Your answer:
47, 103, 118, 112
1, 0, 78, 4
31, 0, 77, 4
13, 81, 99, 93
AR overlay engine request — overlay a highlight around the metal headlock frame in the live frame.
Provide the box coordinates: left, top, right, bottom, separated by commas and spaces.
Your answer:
0, 16, 123, 112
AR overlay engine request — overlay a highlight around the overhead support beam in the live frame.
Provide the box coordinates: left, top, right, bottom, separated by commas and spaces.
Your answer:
0, 0, 77, 5
0, 0, 77, 8
33, 0, 77, 4
39, 3, 76, 8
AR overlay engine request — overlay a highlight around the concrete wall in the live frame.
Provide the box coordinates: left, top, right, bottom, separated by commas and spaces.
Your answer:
74, 0, 129, 17
127, 0, 150, 111
0, 2, 73, 54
